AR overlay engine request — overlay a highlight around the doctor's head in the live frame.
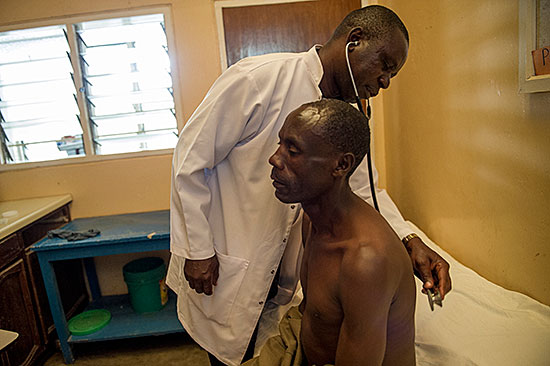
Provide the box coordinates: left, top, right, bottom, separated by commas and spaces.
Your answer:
269, 98, 370, 204
319, 5, 409, 103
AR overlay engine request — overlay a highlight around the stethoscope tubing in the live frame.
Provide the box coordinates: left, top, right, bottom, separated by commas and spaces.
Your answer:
345, 41, 380, 212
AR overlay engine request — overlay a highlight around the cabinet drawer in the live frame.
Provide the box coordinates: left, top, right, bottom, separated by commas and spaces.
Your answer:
20, 206, 70, 248
0, 234, 22, 265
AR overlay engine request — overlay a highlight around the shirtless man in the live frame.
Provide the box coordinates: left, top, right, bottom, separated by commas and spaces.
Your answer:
266, 98, 416, 365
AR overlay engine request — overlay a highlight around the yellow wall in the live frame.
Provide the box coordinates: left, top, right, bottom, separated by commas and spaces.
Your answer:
377, 0, 550, 305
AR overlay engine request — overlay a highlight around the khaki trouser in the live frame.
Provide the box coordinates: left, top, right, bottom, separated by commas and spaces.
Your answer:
242, 306, 307, 366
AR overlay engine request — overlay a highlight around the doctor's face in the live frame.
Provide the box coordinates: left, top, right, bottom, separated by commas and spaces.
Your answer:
338, 27, 409, 102
269, 107, 337, 204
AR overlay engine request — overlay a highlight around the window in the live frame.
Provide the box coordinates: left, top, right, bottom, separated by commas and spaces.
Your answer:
0, 9, 179, 166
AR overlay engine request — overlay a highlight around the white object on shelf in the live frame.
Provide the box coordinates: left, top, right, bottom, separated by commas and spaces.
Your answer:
0, 329, 19, 351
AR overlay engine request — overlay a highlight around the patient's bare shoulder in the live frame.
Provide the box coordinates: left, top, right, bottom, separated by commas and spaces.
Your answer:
338, 218, 411, 308
340, 240, 396, 301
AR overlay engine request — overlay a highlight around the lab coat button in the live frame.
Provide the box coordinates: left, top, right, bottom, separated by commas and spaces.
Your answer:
271, 270, 275, 274
259, 301, 264, 305
283, 238, 287, 243
290, 205, 296, 209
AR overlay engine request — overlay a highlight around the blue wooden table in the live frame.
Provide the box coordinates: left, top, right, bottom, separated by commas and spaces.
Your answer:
31, 210, 184, 364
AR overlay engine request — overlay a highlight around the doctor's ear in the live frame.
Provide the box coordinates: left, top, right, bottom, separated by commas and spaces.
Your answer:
333, 153, 354, 177
347, 27, 364, 49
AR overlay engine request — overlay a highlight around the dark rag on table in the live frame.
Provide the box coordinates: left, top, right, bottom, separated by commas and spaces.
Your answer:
47, 228, 100, 241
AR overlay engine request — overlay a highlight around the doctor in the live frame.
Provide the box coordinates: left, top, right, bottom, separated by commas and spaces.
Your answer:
167, 5, 451, 366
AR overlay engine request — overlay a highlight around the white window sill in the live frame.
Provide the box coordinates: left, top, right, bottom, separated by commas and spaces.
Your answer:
0, 148, 174, 172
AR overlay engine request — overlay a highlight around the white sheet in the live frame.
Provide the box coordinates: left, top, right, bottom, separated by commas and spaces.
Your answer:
410, 222, 550, 366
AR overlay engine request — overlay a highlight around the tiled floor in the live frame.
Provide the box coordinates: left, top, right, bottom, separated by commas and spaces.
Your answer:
43, 333, 210, 366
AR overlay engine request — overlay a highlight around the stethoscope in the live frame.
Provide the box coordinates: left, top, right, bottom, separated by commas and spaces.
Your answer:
345, 40, 380, 212
345, 43, 446, 310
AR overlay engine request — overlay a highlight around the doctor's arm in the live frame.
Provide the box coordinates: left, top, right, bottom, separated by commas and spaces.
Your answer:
171, 69, 264, 295
349, 158, 452, 298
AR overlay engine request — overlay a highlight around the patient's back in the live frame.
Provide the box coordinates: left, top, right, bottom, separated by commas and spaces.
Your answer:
300, 196, 416, 365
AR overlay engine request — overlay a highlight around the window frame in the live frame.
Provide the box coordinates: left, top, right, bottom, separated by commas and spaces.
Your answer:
519, 0, 550, 93
0, 5, 183, 171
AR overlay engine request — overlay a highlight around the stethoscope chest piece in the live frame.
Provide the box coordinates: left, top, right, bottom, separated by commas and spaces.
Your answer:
426, 288, 443, 311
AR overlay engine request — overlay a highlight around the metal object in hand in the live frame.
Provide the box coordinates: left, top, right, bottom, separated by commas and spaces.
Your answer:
427, 288, 443, 311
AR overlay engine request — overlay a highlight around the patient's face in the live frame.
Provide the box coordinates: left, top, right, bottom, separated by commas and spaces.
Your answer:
269, 107, 337, 204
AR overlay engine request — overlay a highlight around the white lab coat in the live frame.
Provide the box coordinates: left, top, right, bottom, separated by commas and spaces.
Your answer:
167, 46, 413, 365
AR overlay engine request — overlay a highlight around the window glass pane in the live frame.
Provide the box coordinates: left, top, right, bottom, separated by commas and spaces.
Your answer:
90, 89, 174, 116
0, 25, 83, 164
87, 71, 172, 96
77, 14, 177, 155
97, 130, 177, 155
0, 26, 69, 63
93, 110, 176, 136
0, 79, 76, 103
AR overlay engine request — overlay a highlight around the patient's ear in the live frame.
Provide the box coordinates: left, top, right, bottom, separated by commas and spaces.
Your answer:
333, 153, 354, 178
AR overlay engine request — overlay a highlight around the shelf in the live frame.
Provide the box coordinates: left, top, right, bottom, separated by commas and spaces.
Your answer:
68, 291, 184, 343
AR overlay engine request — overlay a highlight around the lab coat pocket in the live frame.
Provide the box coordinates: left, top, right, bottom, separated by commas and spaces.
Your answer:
186, 251, 249, 325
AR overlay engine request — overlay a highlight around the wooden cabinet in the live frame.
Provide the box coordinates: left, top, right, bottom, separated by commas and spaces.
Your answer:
0, 235, 21, 266
0, 259, 42, 366
0, 204, 88, 366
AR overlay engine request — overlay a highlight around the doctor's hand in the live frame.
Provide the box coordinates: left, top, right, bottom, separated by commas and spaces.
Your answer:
405, 237, 452, 299
184, 255, 219, 296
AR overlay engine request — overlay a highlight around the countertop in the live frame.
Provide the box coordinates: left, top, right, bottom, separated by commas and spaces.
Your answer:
0, 194, 72, 240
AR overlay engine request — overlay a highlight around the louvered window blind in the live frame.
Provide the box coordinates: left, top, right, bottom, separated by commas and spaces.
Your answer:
0, 11, 178, 165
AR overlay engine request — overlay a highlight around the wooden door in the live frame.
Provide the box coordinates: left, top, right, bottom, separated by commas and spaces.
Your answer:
222, 0, 361, 67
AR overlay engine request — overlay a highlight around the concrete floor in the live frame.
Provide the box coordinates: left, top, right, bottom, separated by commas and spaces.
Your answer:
43, 333, 210, 366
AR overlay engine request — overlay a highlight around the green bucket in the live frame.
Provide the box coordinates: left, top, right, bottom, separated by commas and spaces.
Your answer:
123, 257, 168, 313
